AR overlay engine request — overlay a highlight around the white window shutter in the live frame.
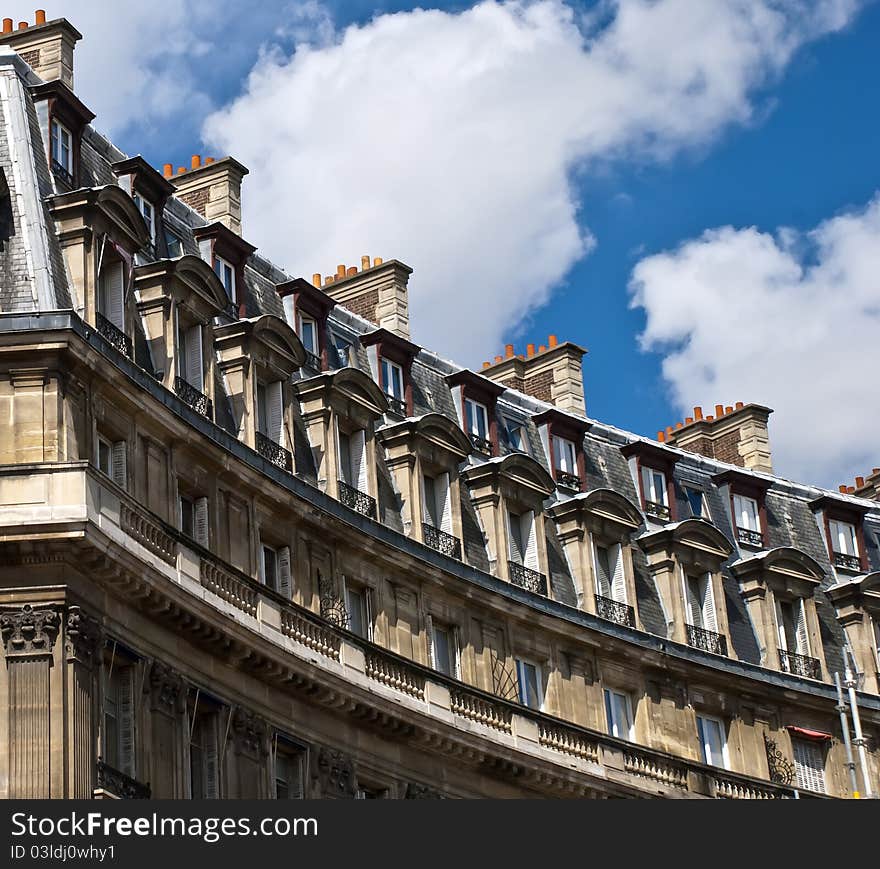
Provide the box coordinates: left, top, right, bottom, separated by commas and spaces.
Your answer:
508, 511, 522, 562
452, 626, 462, 679
352, 429, 368, 493
105, 262, 125, 330
267, 380, 284, 445
420, 473, 432, 524
194, 497, 209, 548
111, 441, 126, 490
278, 546, 292, 599
119, 667, 135, 777
438, 473, 453, 534
796, 599, 810, 656
685, 573, 701, 627
611, 544, 627, 604
185, 324, 203, 391
775, 599, 787, 651
522, 511, 539, 572
702, 574, 718, 632
793, 739, 826, 793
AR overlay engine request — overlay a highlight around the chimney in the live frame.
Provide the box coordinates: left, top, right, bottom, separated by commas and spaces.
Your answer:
853, 468, 880, 502
481, 337, 588, 416
663, 403, 774, 473
0, 12, 82, 88
319, 256, 412, 339
169, 156, 249, 236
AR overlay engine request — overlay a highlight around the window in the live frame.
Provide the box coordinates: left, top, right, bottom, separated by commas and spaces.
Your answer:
50, 118, 73, 175
337, 427, 368, 493
515, 658, 543, 710
256, 380, 284, 445
553, 436, 577, 475
508, 510, 539, 571
97, 435, 126, 490
641, 465, 667, 507
829, 519, 858, 557
775, 598, 810, 657
98, 261, 125, 331
103, 662, 136, 776
792, 738, 826, 794
274, 742, 305, 799
696, 715, 728, 768
260, 543, 291, 597
298, 313, 318, 355
733, 494, 760, 532
132, 192, 155, 242
604, 688, 634, 740
422, 472, 453, 533
189, 707, 219, 799
594, 541, 626, 603
177, 321, 204, 392
503, 418, 525, 453
179, 494, 209, 547
684, 487, 707, 519
464, 397, 489, 440
165, 229, 183, 258
345, 582, 371, 640
356, 785, 388, 799
380, 357, 404, 401
214, 255, 235, 302
429, 618, 458, 678
684, 572, 717, 632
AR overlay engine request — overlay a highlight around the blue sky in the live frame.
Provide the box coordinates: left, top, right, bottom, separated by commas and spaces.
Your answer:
22, 0, 878, 486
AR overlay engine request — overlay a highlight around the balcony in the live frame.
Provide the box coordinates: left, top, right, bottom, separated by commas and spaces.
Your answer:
555, 470, 582, 492
96, 312, 132, 359
386, 395, 407, 418
595, 594, 636, 628
508, 561, 548, 596
644, 499, 670, 521
174, 375, 212, 420
338, 480, 377, 519
470, 433, 493, 457
686, 623, 728, 656
778, 648, 821, 680
422, 523, 462, 560
95, 759, 151, 799
51, 157, 75, 188
303, 349, 322, 372
256, 431, 293, 473
833, 551, 861, 572
736, 526, 764, 547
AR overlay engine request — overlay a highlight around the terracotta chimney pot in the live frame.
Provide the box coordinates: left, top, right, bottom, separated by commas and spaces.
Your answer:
505, 344, 514, 359
373, 257, 383, 266
35, 10, 46, 25
312, 273, 322, 287
361, 255, 371, 270
163, 163, 173, 178
346, 266, 357, 277
855, 476, 865, 488
526, 343, 535, 358
336, 264, 346, 278
693, 406, 703, 421
657, 431, 665, 442
735, 401, 744, 410
18, 21, 28, 30
204, 156, 215, 164
494, 355, 502, 363
548, 334, 558, 348
839, 485, 849, 493
714, 404, 724, 417
685, 417, 693, 425
191, 155, 201, 169
725, 406, 733, 415
177, 166, 186, 175
2, 19, 12, 33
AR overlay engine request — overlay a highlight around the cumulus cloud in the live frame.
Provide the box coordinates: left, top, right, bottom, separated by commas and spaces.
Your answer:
201, 0, 861, 362
630, 194, 880, 486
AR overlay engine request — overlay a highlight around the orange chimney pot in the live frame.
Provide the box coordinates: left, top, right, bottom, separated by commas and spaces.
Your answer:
693, 406, 703, 421
855, 476, 865, 488
714, 404, 724, 417
191, 155, 201, 169
666, 426, 673, 438
839, 485, 849, 493
494, 355, 502, 364
373, 257, 383, 266
346, 266, 357, 277
706, 415, 715, 422
35, 10, 46, 25
18, 21, 28, 30
177, 166, 186, 175
847, 486, 855, 494
204, 157, 215, 165
685, 417, 693, 425
2, 19, 12, 33
162, 163, 173, 178
735, 401, 744, 410
505, 344, 514, 359
538, 345, 546, 353
312, 273, 322, 287
526, 343, 535, 358
725, 406, 733, 415
657, 431, 665, 442
548, 334, 558, 348
336, 264, 346, 278
675, 422, 683, 430
482, 361, 490, 369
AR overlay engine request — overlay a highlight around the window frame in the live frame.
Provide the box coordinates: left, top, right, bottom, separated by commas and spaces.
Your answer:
696, 714, 729, 769
298, 312, 318, 355
514, 657, 544, 711
604, 687, 635, 741
344, 581, 372, 641
641, 465, 668, 508
464, 397, 489, 440
132, 191, 156, 242
214, 255, 236, 303
50, 117, 73, 175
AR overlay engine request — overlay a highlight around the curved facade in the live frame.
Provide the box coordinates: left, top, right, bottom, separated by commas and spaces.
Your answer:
0, 14, 878, 800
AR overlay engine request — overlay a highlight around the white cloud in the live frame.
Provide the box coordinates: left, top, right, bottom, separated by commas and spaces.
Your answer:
630, 194, 880, 487
201, 0, 861, 362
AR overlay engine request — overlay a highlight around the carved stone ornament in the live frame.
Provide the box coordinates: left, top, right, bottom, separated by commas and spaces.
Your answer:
65, 606, 102, 664
145, 661, 184, 714
231, 708, 269, 758
405, 782, 446, 799
315, 746, 358, 798
0, 604, 60, 657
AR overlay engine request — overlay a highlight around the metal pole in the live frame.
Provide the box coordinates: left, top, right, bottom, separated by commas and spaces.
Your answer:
835, 671, 859, 798
844, 648, 874, 798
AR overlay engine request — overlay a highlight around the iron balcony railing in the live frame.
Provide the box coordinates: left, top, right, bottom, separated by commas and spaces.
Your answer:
595, 594, 636, 628
256, 431, 293, 473
778, 648, 821, 680
644, 500, 670, 521
174, 376, 212, 420
508, 561, 548, 597
96, 759, 151, 799
338, 480, 377, 519
470, 433, 493, 456
303, 349, 322, 372
736, 526, 764, 547
686, 624, 728, 656
96, 312, 132, 359
51, 157, 75, 187
833, 551, 861, 572
555, 470, 582, 491
386, 395, 407, 418
422, 523, 462, 560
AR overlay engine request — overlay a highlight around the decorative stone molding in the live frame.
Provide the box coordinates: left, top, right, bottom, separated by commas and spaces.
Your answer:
64, 605, 102, 665
315, 747, 357, 798
145, 661, 184, 715
0, 604, 60, 657
231, 708, 269, 759
405, 781, 446, 799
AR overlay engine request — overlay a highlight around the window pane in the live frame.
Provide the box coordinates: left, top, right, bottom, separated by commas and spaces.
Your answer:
300, 318, 317, 353
180, 497, 194, 537
256, 382, 268, 435
699, 717, 725, 767
433, 626, 452, 676
685, 488, 704, 518
347, 587, 366, 638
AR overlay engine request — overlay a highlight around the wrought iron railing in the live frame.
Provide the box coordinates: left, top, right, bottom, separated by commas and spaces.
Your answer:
644, 500, 670, 521
508, 561, 548, 596
422, 523, 462, 560
96, 312, 132, 359
764, 736, 795, 786
256, 431, 293, 473
303, 349, 322, 372
174, 376, 212, 419
96, 759, 151, 799
833, 551, 861, 572
686, 623, 728, 656
555, 470, 582, 491
51, 157, 75, 187
386, 395, 407, 418
736, 526, 764, 547
470, 434, 492, 456
338, 480, 377, 519
595, 594, 636, 628
778, 648, 821, 680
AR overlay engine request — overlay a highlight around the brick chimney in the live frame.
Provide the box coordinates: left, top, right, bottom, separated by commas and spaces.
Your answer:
0, 12, 81, 88
315, 256, 412, 340
658, 402, 773, 473
852, 469, 880, 502
480, 336, 587, 416
168, 155, 248, 236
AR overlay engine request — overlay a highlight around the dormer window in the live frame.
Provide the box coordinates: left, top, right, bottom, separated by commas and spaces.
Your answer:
504, 417, 527, 454
684, 487, 708, 519
553, 436, 579, 490
641, 465, 669, 520
447, 370, 504, 457
829, 519, 859, 571
380, 357, 405, 414
165, 230, 184, 258
713, 470, 770, 548
622, 441, 678, 523
465, 397, 489, 447
734, 494, 761, 542
132, 192, 156, 243
534, 408, 589, 492
277, 277, 336, 373
810, 495, 869, 574
193, 222, 257, 319
50, 118, 73, 179
361, 328, 420, 419
214, 255, 235, 302
298, 313, 318, 356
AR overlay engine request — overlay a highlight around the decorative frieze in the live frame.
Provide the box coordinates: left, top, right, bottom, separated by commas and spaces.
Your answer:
146, 661, 184, 715
231, 708, 269, 759
315, 747, 358, 798
1, 604, 60, 657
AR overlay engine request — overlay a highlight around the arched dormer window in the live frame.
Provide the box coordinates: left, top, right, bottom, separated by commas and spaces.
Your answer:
193, 222, 256, 319
447, 369, 505, 458
31, 80, 94, 190
277, 277, 336, 373
113, 156, 175, 256
361, 328, 420, 419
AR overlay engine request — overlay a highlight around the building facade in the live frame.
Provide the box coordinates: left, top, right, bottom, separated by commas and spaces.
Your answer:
0, 12, 878, 800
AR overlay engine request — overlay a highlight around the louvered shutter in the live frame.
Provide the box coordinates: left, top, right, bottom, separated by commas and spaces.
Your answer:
422, 474, 436, 525
685, 573, 702, 627
266, 380, 284, 445
508, 511, 522, 562
594, 540, 611, 598
278, 546, 291, 599
289, 753, 305, 799
522, 511, 539, 572
438, 473, 453, 534
336, 424, 349, 485
185, 324, 203, 391
452, 626, 462, 678
194, 497, 209, 547
793, 739, 826, 793
204, 719, 218, 799
775, 599, 788, 651
425, 613, 435, 669
351, 429, 367, 493
111, 441, 126, 490
119, 667, 135, 777
611, 544, 627, 604
702, 574, 718, 632
796, 599, 810, 656
104, 262, 125, 330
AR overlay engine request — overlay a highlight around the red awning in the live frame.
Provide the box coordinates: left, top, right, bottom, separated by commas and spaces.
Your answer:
786, 725, 832, 741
